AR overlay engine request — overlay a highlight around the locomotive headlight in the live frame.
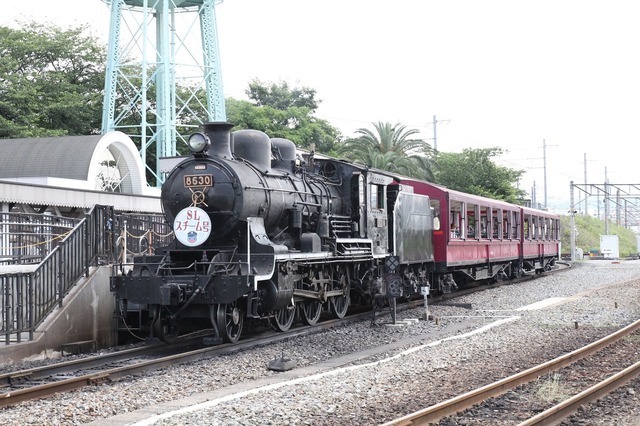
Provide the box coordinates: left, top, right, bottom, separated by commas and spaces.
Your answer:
188, 132, 210, 154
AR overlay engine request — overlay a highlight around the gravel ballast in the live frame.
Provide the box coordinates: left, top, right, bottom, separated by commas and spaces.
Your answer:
0, 259, 639, 425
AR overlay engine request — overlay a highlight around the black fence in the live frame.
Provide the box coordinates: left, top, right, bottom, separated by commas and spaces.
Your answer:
114, 213, 175, 263
1, 207, 173, 345
0, 211, 80, 266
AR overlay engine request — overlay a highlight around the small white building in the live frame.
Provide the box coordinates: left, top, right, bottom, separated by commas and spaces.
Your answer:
600, 234, 620, 259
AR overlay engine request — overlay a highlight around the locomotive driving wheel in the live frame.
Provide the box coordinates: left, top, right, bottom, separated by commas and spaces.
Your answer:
216, 301, 243, 343
300, 300, 323, 325
329, 266, 350, 319
272, 302, 296, 332
300, 269, 324, 326
152, 305, 180, 343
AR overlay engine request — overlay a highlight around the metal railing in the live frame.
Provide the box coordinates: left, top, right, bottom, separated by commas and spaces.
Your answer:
115, 213, 175, 263
0, 212, 79, 265
1, 206, 111, 343
1, 206, 173, 345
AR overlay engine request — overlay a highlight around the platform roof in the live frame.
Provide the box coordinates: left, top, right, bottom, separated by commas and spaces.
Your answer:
0, 136, 101, 181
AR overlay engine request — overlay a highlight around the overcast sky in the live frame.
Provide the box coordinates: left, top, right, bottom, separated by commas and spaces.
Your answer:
3, 0, 639, 213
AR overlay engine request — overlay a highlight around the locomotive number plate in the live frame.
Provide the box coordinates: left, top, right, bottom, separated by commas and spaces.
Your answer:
184, 174, 213, 188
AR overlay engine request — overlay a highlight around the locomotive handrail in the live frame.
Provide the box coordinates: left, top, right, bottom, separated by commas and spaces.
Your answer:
154, 260, 243, 274
244, 185, 320, 196
156, 261, 200, 272
293, 200, 323, 207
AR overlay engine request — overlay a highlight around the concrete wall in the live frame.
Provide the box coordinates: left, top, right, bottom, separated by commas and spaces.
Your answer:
0, 266, 116, 365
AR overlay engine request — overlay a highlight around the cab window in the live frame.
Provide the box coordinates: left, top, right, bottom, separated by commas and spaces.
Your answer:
370, 184, 385, 209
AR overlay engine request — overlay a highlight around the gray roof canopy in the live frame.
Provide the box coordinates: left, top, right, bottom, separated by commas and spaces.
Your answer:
0, 136, 102, 180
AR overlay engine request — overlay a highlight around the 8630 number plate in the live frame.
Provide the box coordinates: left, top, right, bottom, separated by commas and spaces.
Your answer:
184, 174, 213, 187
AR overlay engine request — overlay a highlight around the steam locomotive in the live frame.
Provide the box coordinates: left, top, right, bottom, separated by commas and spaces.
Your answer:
111, 122, 560, 343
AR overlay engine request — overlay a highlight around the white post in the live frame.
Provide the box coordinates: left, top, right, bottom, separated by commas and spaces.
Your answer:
0, 203, 8, 261
122, 220, 128, 264
421, 286, 430, 321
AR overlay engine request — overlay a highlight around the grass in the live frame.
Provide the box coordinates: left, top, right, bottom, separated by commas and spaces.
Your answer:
535, 373, 571, 403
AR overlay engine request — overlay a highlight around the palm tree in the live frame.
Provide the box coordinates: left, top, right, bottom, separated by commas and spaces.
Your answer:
338, 122, 435, 181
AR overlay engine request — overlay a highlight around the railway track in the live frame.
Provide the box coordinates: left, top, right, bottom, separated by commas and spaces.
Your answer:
383, 317, 640, 425
0, 337, 212, 408
0, 264, 568, 410
0, 307, 392, 408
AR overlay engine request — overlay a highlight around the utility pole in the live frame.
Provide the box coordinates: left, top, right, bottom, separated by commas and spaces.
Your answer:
543, 139, 548, 209
531, 181, 537, 208
428, 115, 449, 152
539, 139, 557, 210
432, 115, 438, 151
570, 181, 577, 261
604, 168, 610, 235
583, 153, 588, 216
616, 188, 621, 226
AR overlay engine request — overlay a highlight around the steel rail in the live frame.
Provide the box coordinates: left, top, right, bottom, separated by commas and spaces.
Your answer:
0, 340, 190, 389
382, 317, 640, 426
518, 360, 640, 426
0, 308, 382, 408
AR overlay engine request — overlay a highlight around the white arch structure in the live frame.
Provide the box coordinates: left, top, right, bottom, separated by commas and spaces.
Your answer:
88, 131, 149, 195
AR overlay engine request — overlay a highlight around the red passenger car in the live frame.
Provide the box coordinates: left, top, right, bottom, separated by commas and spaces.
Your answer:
398, 179, 559, 291
520, 206, 561, 273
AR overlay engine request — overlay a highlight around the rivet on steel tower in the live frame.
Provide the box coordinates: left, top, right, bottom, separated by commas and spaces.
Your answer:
101, 0, 226, 186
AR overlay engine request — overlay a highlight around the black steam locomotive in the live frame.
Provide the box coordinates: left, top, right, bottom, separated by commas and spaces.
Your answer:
111, 122, 434, 343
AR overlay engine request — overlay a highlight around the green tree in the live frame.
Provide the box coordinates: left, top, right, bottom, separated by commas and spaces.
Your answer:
434, 147, 526, 203
226, 79, 341, 153
247, 79, 319, 111
0, 23, 105, 138
337, 121, 435, 181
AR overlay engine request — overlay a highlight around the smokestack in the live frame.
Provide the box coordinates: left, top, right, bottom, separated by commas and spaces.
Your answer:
203, 122, 234, 159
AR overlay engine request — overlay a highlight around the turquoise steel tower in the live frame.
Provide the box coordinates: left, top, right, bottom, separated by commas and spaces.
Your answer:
101, 0, 226, 185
